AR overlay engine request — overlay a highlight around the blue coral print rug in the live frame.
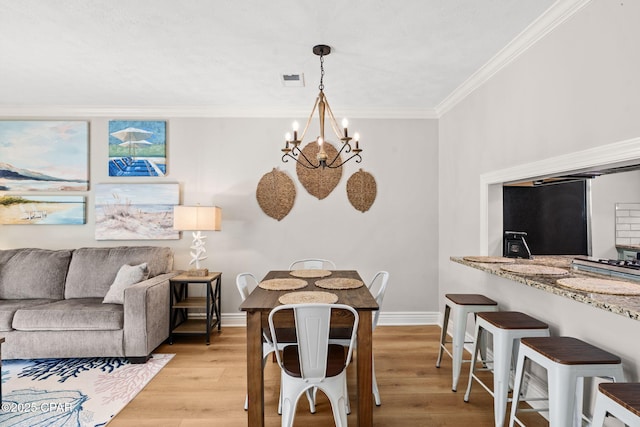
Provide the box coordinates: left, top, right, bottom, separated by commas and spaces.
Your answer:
0, 354, 173, 426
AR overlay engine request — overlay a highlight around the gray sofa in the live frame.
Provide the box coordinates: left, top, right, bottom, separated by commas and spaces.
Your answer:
0, 246, 177, 362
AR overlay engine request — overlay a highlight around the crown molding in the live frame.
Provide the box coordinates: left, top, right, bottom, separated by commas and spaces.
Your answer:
0, 105, 437, 120
435, 0, 593, 117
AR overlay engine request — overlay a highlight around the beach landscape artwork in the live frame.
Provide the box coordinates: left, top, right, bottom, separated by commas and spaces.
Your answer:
109, 120, 167, 177
0, 195, 86, 225
95, 183, 179, 240
0, 121, 89, 191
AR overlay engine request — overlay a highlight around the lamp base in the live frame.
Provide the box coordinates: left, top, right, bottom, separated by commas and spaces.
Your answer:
186, 268, 209, 277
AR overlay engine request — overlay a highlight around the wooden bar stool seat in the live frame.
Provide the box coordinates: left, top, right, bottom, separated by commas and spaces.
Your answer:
464, 311, 550, 427
436, 293, 498, 391
509, 336, 625, 427
592, 382, 640, 426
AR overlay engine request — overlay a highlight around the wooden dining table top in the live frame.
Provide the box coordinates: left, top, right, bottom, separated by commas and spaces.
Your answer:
239, 270, 379, 312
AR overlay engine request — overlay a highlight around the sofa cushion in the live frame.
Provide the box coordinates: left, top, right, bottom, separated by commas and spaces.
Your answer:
102, 262, 149, 304
0, 248, 72, 300
0, 299, 56, 332
12, 298, 124, 331
64, 246, 173, 299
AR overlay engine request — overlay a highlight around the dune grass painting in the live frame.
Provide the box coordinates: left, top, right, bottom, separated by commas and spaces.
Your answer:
95, 183, 179, 240
0, 195, 86, 225
0, 121, 89, 191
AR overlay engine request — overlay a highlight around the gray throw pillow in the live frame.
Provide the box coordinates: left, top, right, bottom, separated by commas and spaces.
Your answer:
102, 263, 149, 304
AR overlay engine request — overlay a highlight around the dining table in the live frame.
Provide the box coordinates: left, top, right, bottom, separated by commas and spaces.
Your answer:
239, 269, 379, 427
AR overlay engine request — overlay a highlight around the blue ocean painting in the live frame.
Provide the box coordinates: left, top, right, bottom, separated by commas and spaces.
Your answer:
108, 120, 167, 177
0, 121, 89, 191
94, 183, 179, 240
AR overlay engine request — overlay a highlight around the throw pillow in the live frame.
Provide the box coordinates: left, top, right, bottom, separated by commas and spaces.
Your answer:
102, 263, 149, 304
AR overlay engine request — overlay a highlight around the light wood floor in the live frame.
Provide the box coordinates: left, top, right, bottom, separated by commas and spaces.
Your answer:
109, 325, 548, 426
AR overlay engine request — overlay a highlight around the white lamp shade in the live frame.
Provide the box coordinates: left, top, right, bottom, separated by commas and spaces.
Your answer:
173, 206, 221, 231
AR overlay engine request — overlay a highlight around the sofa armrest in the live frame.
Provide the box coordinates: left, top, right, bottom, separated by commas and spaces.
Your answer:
123, 271, 179, 360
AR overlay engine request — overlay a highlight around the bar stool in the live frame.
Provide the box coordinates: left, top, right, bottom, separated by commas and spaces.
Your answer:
508, 336, 625, 427
463, 311, 550, 427
592, 382, 640, 426
436, 293, 498, 391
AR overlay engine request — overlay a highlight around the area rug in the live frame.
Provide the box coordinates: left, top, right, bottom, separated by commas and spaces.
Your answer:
0, 353, 174, 426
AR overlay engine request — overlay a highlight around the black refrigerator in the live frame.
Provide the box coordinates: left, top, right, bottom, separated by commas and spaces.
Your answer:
503, 180, 589, 256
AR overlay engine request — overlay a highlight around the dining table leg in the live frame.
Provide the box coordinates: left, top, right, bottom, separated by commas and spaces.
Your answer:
356, 310, 373, 427
246, 310, 264, 427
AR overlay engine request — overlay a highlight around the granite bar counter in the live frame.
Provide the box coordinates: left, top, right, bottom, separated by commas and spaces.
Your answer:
451, 256, 640, 321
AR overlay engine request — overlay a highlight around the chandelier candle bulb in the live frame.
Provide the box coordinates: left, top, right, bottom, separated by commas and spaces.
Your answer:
342, 118, 349, 137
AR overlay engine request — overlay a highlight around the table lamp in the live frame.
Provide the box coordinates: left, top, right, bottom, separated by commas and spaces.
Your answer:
173, 205, 222, 276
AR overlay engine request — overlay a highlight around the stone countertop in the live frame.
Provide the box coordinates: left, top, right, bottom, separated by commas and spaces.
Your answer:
450, 256, 640, 321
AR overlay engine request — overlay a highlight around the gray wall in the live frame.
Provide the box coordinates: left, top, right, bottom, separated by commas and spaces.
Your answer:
439, 0, 640, 382
1, 117, 439, 319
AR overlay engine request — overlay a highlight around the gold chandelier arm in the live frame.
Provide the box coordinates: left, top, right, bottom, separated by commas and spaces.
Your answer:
299, 93, 320, 143
322, 96, 345, 141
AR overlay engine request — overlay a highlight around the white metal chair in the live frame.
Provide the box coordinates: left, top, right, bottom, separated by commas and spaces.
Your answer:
269, 303, 359, 427
328, 271, 389, 406
236, 273, 308, 413
288, 258, 337, 270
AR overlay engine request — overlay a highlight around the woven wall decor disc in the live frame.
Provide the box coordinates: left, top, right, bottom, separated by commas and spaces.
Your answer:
289, 269, 332, 278
315, 278, 364, 290
346, 169, 377, 212
500, 264, 568, 276
259, 278, 308, 291
296, 141, 342, 200
556, 277, 640, 295
279, 291, 339, 304
256, 168, 296, 221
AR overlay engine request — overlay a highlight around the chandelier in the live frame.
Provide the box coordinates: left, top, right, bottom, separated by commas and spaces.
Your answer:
281, 45, 362, 169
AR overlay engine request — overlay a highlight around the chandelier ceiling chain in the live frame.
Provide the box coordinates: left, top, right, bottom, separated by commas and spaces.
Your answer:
281, 44, 362, 169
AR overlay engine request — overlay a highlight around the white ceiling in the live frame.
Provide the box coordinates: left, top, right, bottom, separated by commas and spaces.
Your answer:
0, 0, 560, 117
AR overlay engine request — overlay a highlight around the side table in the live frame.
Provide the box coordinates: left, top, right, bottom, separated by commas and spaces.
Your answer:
169, 272, 222, 345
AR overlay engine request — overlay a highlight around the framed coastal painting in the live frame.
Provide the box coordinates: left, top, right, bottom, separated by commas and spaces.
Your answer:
0, 121, 89, 191
108, 120, 167, 177
0, 195, 86, 225
94, 183, 179, 240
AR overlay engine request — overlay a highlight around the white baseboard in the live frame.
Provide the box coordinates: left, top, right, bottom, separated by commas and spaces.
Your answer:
218, 311, 440, 327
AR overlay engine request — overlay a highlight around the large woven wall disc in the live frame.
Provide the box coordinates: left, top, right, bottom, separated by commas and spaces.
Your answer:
346, 168, 377, 212
256, 168, 296, 221
296, 141, 342, 200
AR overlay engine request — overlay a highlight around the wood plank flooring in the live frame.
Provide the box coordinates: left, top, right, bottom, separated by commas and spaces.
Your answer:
109, 325, 548, 426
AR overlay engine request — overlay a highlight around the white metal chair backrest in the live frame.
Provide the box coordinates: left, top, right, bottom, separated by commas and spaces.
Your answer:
269, 303, 359, 381
236, 272, 258, 302
288, 258, 337, 270
368, 271, 389, 330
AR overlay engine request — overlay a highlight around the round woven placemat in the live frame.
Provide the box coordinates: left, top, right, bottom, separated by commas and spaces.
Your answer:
463, 256, 515, 264
289, 269, 332, 278
279, 291, 339, 304
500, 264, 568, 276
315, 278, 364, 290
556, 277, 640, 295
259, 278, 308, 291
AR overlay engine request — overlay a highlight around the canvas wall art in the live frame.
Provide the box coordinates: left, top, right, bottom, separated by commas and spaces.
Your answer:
0, 121, 89, 191
94, 183, 179, 240
0, 195, 86, 225
108, 120, 167, 177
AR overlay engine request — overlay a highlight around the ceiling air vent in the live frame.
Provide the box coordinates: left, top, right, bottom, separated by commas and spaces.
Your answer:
281, 73, 305, 87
